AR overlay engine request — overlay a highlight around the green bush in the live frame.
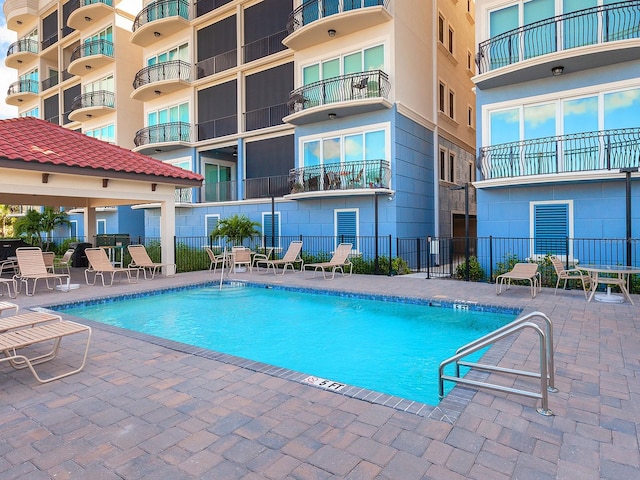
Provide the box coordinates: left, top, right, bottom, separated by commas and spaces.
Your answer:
455, 256, 485, 282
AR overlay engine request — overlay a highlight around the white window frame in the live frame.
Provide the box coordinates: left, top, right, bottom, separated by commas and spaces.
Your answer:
529, 200, 574, 261
261, 211, 281, 250
97, 219, 106, 235
334, 208, 359, 253
205, 214, 221, 246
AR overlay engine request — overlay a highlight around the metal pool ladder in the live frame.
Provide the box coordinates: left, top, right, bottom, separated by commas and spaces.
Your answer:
438, 311, 558, 416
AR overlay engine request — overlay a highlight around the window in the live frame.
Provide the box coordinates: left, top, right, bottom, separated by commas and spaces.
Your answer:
205, 214, 220, 244
449, 151, 456, 183
335, 209, 358, 252
438, 15, 445, 44
19, 69, 39, 93
147, 43, 189, 66
147, 103, 190, 142
20, 107, 39, 118
468, 105, 473, 127
69, 220, 78, 239
531, 201, 572, 257
439, 82, 446, 112
262, 212, 280, 249
467, 50, 473, 71
302, 44, 385, 84
449, 89, 455, 119
85, 123, 115, 143
301, 127, 388, 168
439, 147, 455, 183
468, 160, 475, 183
448, 27, 454, 54
467, 0, 471, 12
97, 219, 106, 235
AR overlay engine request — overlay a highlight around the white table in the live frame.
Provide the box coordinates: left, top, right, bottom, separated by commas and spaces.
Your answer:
579, 265, 640, 305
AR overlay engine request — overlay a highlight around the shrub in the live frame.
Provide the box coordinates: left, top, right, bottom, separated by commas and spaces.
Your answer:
455, 256, 485, 282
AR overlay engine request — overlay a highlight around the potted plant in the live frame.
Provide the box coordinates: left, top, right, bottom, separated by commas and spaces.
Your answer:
291, 182, 304, 194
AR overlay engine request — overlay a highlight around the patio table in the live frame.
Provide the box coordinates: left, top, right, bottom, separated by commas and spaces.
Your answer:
579, 264, 640, 304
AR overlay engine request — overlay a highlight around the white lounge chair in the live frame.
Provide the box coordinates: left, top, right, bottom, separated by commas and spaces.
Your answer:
85, 248, 139, 286
15, 247, 70, 296
128, 244, 176, 279
304, 243, 353, 280
496, 263, 541, 298
256, 241, 303, 275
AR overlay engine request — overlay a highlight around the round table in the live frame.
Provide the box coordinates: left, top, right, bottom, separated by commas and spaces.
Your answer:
578, 265, 640, 305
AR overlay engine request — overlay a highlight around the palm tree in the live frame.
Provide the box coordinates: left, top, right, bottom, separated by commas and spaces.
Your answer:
39, 207, 70, 251
14, 209, 43, 246
210, 214, 261, 246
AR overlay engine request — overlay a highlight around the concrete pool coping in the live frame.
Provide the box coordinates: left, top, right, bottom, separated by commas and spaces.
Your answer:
2, 268, 639, 479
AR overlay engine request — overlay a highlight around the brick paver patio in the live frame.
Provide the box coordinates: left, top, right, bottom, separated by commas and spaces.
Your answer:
0, 268, 638, 479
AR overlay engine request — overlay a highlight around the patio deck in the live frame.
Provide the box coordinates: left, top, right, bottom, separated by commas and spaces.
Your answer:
1, 268, 638, 479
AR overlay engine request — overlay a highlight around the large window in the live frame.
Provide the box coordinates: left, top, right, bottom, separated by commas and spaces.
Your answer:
85, 124, 115, 143
148, 103, 189, 126
302, 128, 387, 167
302, 44, 384, 84
147, 43, 189, 66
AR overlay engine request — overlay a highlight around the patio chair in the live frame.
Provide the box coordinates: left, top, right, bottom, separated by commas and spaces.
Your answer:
0, 311, 61, 332
85, 248, 139, 287
205, 247, 229, 274
251, 247, 274, 271
42, 251, 55, 273
53, 248, 74, 275
304, 243, 353, 280
550, 257, 591, 299
0, 319, 91, 383
128, 244, 176, 279
495, 262, 541, 298
231, 247, 252, 273
0, 301, 19, 317
256, 241, 304, 275
15, 247, 70, 296
0, 278, 17, 299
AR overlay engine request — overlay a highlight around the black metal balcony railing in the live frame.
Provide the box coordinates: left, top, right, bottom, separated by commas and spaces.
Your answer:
202, 181, 238, 202
6, 38, 38, 57
245, 175, 290, 199
70, 90, 115, 111
133, 60, 191, 89
41, 33, 58, 50
81, 0, 113, 7
477, 1, 640, 74
62, 69, 74, 81
195, 49, 237, 78
195, 0, 232, 18
134, 122, 192, 147
133, 0, 189, 31
7, 79, 39, 96
242, 30, 288, 63
41, 73, 59, 91
479, 128, 640, 181
287, 0, 391, 33
70, 39, 114, 63
289, 159, 391, 194
197, 114, 237, 141
287, 70, 390, 114
244, 103, 288, 131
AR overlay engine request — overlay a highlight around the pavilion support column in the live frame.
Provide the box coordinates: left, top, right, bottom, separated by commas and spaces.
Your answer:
160, 198, 176, 274
85, 207, 97, 246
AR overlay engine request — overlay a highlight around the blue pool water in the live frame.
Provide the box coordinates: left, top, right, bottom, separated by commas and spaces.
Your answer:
58, 284, 516, 406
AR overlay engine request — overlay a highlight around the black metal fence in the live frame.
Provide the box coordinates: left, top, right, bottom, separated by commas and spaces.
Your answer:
30, 235, 640, 292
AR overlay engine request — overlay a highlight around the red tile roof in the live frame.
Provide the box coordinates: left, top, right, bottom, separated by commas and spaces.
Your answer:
0, 117, 203, 184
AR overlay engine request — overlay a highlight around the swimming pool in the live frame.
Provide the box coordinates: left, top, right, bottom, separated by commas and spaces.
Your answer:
56, 283, 517, 407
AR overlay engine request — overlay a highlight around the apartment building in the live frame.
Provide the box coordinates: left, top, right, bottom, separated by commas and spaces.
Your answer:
4, 0, 476, 250
474, 0, 640, 262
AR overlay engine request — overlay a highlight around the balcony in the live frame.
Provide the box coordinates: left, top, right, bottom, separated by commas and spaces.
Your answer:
242, 30, 288, 63
202, 181, 238, 203
133, 122, 193, 154
131, 0, 190, 48
6, 79, 38, 106
476, 1, 640, 89
5, 38, 38, 69
244, 103, 288, 131
284, 70, 391, 126
195, 49, 237, 78
477, 128, 640, 183
197, 115, 237, 141
284, 0, 392, 51
287, 159, 391, 198
41, 73, 59, 91
67, 0, 114, 31
131, 60, 191, 101
245, 175, 290, 199
68, 90, 115, 121
68, 39, 114, 76
3, 0, 39, 31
